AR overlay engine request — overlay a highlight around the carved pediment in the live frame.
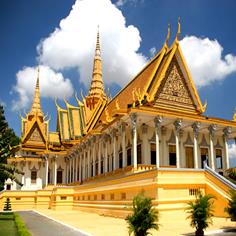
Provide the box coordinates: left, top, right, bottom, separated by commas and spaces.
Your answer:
153, 57, 197, 112
25, 123, 45, 144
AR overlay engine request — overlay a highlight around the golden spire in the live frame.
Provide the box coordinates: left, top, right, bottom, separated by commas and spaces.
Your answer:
86, 26, 107, 109
29, 67, 43, 117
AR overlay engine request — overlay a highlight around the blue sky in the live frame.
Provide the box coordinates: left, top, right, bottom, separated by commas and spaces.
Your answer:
1, 0, 236, 157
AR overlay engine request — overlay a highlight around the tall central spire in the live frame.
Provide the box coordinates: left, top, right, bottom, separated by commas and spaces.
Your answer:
29, 67, 43, 117
86, 27, 107, 109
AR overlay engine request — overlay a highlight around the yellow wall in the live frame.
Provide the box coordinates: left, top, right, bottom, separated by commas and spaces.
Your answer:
0, 169, 232, 218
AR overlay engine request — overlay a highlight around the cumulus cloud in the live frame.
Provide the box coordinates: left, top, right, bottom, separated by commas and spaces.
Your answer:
180, 36, 236, 87
37, 0, 147, 87
12, 66, 74, 111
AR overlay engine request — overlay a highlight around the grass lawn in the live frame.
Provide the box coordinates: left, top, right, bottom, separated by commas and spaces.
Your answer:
0, 212, 18, 236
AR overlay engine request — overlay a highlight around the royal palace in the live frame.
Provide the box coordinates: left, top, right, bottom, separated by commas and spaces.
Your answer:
1, 22, 236, 217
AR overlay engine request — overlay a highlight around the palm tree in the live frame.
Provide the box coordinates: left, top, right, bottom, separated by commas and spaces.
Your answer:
125, 192, 159, 236
225, 190, 236, 221
186, 192, 215, 236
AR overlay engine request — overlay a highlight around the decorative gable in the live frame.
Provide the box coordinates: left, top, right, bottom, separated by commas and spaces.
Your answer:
24, 123, 45, 144
153, 57, 197, 113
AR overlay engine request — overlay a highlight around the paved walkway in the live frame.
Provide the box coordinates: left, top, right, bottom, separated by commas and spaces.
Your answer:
18, 211, 89, 236
35, 209, 236, 236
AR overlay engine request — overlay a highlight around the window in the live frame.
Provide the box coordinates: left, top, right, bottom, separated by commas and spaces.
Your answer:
216, 149, 223, 169
94, 195, 97, 200
189, 188, 199, 196
186, 147, 194, 168
127, 148, 132, 166
88, 195, 90, 200
101, 194, 105, 200
57, 170, 63, 184
119, 152, 123, 168
31, 171, 37, 183
150, 143, 156, 165
121, 192, 126, 200
48, 170, 51, 184
169, 145, 176, 166
137, 144, 142, 164
110, 193, 114, 200
60, 196, 67, 200
95, 161, 98, 176
101, 160, 103, 174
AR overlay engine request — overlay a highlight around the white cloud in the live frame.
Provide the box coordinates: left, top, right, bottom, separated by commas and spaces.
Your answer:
180, 36, 236, 87
228, 143, 236, 167
12, 66, 74, 111
228, 143, 236, 159
37, 0, 147, 87
149, 47, 157, 58
115, 0, 142, 7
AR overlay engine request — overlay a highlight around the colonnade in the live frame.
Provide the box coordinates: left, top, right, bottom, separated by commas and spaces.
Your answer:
42, 114, 232, 186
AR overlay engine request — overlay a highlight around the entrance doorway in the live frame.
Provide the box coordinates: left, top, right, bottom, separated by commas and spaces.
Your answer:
201, 148, 208, 168
169, 145, 176, 166
57, 170, 63, 184
186, 147, 194, 168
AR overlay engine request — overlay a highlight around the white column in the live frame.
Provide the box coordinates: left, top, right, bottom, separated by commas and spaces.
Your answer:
121, 123, 127, 167
161, 127, 167, 166
192, 122, 200, 169
223, 127, 231, 170
98, 139, 101, 175
83, 151, 86, 180
75, 154, 78, 182
69, 157, 72, 183
79, 155, 82, 182
130, 113, 137, 169
92, 139, 96, 176
45, 156, 48, 186
53, 155, 57, 186
21, 161, 26, 188
154, 116, 162, 168
174, 119, 182, 168
87, 147, 91, 178
105, 137, 108, 173
208, 124, 216, 170
112, 130, 117, 171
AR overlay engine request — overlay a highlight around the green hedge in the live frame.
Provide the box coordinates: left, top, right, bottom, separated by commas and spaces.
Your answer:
14, 213, 31, 236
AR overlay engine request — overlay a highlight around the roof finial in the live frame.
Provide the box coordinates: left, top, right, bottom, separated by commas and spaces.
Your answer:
165, 23, 170, 45
96, 25, 100, 54
176, 17, 181, 40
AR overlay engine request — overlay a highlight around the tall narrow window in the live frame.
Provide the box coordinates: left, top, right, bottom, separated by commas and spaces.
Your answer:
186, 147, 194, 168
119, 152, 123, 168
127, 148, 132, 166
31, 171, 37, 184
169, 145, 176, 166
137, 144, 142, 164
57, 170, 63, 184
150, 143, 156, 165
101, 159, 103, 174
216, 149, 223, 169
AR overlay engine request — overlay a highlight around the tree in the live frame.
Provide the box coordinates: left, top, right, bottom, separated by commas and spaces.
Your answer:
125, 192, 159, 236
3, 197, 12, 211
225, 190, 236, 221
0, 104, 22, 190
186, 192, 215, 236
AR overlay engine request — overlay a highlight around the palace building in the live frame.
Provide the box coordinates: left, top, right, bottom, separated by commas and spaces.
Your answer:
1, 21, 236, 217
